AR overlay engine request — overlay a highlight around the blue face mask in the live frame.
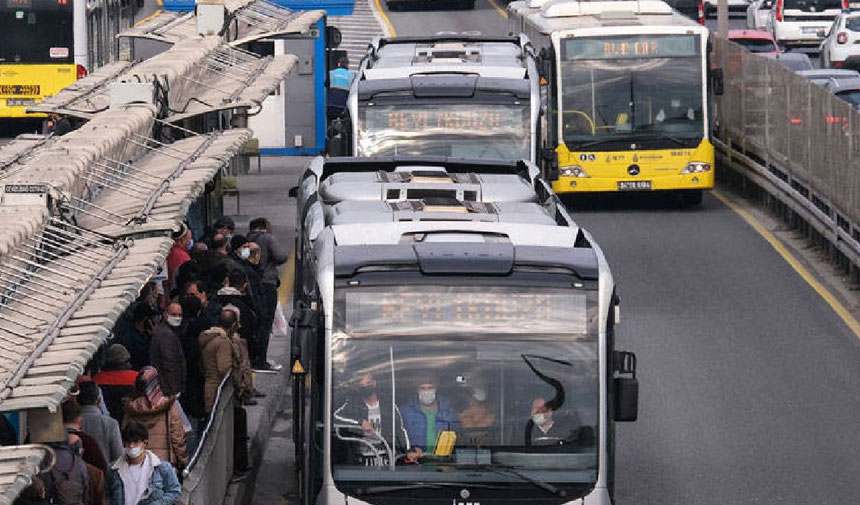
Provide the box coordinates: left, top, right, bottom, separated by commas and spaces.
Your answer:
186, 238, 194, 251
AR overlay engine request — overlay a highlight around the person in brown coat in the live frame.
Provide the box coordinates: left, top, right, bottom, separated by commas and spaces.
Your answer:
121, 366, 189, 470
198, 323, 232, 414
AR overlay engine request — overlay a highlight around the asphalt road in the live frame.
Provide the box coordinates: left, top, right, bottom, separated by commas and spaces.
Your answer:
377, 5, 860, 504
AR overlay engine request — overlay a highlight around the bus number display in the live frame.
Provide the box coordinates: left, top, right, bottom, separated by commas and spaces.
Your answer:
345, 289, 587, 335
6, 0, 32, 8
564, 35, 699, 60
384, 110, 503, 132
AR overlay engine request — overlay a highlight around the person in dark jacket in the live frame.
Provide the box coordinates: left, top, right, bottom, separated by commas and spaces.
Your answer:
216, 269, 258, 354
149, 302, 186, 397
117, 303, 156, 370
333, 373, 410, 466
200, 216, 235, 250
93, 344, 138, 421
107, 421, 181, 505
246, 218, 287, 371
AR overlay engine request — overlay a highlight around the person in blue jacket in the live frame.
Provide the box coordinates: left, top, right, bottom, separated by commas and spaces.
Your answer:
107, 421, 181, 505
400, 373, 459, 460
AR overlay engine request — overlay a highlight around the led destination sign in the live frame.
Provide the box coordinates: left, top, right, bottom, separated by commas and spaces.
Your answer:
564, 34, 699, 60
344, 287, 588, 336
366, 106, 525, 133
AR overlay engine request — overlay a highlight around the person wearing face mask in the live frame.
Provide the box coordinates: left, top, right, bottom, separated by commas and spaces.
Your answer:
121, 367, 189, 469
149, 302, 186, 398
200, 216, 235, 250
107, 421, 181, 505
334, 373, 410, 466
400, 374, 459, 459
524, 396, 582, 448
458, 382, 496, 445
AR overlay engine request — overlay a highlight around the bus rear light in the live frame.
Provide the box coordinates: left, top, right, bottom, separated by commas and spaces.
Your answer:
681, 162, 711, 174
842, 0, 849, 9
834, 60, 844, 67
560, 165, 589, 177
838, 32, 848, 44
697, 0, 705, 24
76, 65, 87, 80
775, 0, 783, 21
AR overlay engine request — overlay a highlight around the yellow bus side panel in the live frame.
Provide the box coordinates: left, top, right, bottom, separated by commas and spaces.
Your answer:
552, 139, 715, 194
0, 64, 77, 119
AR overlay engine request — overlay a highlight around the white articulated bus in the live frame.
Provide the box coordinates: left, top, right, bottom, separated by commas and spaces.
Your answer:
289, 156, 639, 505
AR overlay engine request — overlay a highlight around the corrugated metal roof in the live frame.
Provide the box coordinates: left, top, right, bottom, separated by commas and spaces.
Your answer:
118, 1, 323, 46
71, 129, 253, 236
0, 234, 172, 413
0, 445, 52, 505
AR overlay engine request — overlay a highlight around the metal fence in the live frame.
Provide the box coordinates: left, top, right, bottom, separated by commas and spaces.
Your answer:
714, 37, 860, 263
179, 373, 235, 505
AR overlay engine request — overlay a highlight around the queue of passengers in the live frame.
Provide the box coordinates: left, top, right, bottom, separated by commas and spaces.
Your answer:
13, 216, 288, 505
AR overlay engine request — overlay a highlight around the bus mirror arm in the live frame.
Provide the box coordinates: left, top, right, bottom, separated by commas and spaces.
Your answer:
542, 148, 559, 181
289, 305, 318, 374
613, 351, 638, 422
711, 68, 725, 96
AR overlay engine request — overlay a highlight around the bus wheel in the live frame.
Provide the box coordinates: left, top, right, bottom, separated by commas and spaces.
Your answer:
677, 189, 703, 207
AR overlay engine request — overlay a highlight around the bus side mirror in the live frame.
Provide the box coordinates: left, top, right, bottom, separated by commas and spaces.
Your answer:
613, 351, 638, 422
538, 47, 553, 81
712, 68, 724, 96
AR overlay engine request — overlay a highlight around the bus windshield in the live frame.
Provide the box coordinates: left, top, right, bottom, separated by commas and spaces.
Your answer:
357, 103, 531, 161
0, 0, 73, 64
330, 285, 599, 499
559, 35, 704, 150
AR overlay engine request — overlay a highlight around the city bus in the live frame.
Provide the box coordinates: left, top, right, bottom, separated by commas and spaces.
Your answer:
509, 0, 713, 205
328, 36, 542, 165
0, 0, 134, 119
290, 156, 639, 505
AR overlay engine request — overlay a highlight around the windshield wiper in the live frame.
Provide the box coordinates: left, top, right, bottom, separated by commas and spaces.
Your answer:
357, 482, 500, 496
473, 465, 567, 498
572, 136, 631, 150
639, 131, 693, 147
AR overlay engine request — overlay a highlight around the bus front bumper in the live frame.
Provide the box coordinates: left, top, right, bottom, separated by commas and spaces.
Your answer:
552, 171, 714, 194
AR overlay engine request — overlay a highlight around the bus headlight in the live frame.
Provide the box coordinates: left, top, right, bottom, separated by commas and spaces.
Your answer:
681, 162, 711, 174
560, 165, 589, 178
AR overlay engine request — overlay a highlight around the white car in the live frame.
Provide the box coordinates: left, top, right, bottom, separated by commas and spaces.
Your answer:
771, 0, 846, 50
746, 0, 775, 30
705, 0, 751, 17
820, 11, 860, 69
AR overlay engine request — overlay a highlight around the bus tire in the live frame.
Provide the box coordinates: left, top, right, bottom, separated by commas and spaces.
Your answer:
677, 189, 703, 207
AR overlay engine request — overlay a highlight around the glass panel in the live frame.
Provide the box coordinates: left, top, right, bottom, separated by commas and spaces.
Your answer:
563, 34, 700, 61
0, 0, 73, 63
330, 338, 599, 484
559, 55, 704, 149
358, 103, 531, 161
731, 38, 778, 53
783, 0, 842, 10
846, 17, 860, 31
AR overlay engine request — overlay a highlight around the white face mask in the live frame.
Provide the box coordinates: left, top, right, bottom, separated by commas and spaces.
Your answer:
472, 388, 487, 402
418, 389, 436, 406
532, 413, 547, 426
239, 248, 251, 260
166, 315, 183, 327
126, 446, 144, 459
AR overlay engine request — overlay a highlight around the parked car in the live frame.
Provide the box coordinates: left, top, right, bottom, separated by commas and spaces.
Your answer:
771, 0, 847, 50
728, 29, 781, 53
763, 51, 815, 70
746, 0, 774, 31
820, 11, 860, 69
796, 68, 860, 86
705, 0, 751, 17
823, 76, 860, 109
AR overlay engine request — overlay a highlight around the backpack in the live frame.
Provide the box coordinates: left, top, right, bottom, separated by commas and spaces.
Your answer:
50, 450, 86, 505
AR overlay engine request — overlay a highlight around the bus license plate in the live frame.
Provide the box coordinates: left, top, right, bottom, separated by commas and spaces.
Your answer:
6, 98, 34, 107
618, 180, 651, 191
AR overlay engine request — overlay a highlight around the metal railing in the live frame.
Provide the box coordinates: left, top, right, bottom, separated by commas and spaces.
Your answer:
714, 37, 860, 269
180, 372, 235, 505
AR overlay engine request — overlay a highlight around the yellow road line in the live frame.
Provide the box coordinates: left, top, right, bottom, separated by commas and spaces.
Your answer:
714, 189, 860, 339
373, 0, 397, 37
134, 8, 162, 26
277, 245, 296, 307
487, 0, 509, 19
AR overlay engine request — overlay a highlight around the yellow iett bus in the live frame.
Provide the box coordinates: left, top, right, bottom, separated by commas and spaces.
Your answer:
509, 0, 713, 205
0, 0, 133, 119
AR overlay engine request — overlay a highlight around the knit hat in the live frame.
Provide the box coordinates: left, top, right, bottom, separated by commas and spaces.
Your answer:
106, 343, 131, 366
214, 216, 235, 231
230, 234, 248, 252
